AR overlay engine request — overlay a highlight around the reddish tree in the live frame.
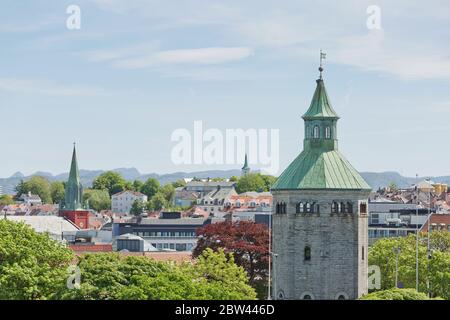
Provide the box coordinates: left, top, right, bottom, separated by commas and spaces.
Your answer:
193, 221, 269, 294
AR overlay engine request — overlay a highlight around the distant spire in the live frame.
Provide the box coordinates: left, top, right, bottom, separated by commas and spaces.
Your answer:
319, 49, 326, 80
241, 154, 250, 175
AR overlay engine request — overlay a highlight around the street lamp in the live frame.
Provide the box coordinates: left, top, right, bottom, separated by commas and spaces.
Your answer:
415, 173, 419, 292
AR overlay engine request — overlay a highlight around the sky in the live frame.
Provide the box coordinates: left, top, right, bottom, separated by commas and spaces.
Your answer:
1, 0, 450, 178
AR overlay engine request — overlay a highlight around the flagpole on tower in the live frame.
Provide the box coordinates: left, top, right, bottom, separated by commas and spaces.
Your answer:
319, 50, 326, 79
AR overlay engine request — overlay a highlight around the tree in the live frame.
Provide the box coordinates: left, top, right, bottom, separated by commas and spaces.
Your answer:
360, 288, 436, 300
147, 192, 168, 211
92, 171, 127, 196
140, 178, 160, 199
18, 176, 52, 203
172, 179, 186, 188
0, 220, 73, 299
0, 195, 14, 205
50, 181, 65, 204
160, 184, 175, 204
235, 173, 266, 193
193, 221, 269, 298
388, 182, 398, 192
261, 174, 277, 191
229, 176, 238, 182
83, 189, 111, 212
369, 232, 450, 299
59, 250, 255, 300
132, 180, 144, 192
130, 199, 145, 216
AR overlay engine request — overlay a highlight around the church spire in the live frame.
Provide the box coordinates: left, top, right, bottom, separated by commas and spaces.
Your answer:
241, 154, 250, 175
64, 143, 83, 211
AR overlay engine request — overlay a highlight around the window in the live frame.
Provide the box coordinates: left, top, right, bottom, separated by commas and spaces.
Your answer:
306, 202, 311, 213
304, 246, 311, 261
313, 125, 319, 139
337, 295, 346, 300
346, 202, 353, 213
332, 201, 339, 213
278, 290, 285, 300
360, 203, 367, 214
362, 246, 365, 260
277, 202, 287, 214
325, 127, 331, 139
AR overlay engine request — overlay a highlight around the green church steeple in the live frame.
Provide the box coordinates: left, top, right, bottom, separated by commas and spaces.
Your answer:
63, 143, 84, 210
241, 154, 250, 175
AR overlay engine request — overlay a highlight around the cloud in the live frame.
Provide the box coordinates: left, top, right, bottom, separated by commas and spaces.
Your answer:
331, 30, 450, 81
0, 78, 106, 96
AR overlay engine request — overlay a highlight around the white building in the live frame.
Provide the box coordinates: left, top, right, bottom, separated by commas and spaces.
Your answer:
111, 190, 148, 214
19, 191, 42, 206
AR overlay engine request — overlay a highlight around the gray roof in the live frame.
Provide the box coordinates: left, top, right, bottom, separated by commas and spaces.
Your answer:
186, 181, 235, 188
6, 216, 78, 235
139, 217, 206, 225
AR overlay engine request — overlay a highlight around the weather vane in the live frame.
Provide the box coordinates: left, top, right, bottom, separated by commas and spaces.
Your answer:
319, 49, 326, 79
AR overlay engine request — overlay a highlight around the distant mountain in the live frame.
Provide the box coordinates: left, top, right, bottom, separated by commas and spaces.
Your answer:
1, 168, 449, 195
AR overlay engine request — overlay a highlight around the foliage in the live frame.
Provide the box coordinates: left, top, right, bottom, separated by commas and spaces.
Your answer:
59, 250, 255, 300
92, 171, 127, 196
360, 288, 434, 300
235, 173, 277, 193
50, 181, 65, 204
132, 180, 144, 192
160, 184, 175, 204
15, 176, 52, 203
193, 221, 269, 298
172, 179, 186, 188
130, 199, 145, 216
388, 182, 398, 192
140, 178, 160, 199
0, 194, 14, 205
83, 189, 111, 212
369, 232, 450, 299
147, 192, 168, 211
229, 176, 238, 182
0, 220, 73, 299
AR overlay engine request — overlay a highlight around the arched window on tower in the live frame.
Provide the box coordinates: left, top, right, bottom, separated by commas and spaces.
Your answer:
313, 125, 319, 139
306, 202, 311, 213
340, 202, 346, 213
325, 127, 331, 139
276, 203, 280, 214
296, 202, 304, 214
332, 201, 339, 213
304, 246, 311, 261
346, 202, 353, 213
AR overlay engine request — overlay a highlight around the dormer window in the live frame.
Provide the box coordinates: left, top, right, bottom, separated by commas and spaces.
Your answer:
313, 125, 319, 139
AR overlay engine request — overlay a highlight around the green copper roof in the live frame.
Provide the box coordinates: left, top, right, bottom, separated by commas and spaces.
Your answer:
272, 76, 371, 191
302, 79, 339, 120
272, 149, 371, 190
63, 144, 84, 210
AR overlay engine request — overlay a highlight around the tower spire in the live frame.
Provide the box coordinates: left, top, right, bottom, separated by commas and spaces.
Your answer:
64, 143, 83, 210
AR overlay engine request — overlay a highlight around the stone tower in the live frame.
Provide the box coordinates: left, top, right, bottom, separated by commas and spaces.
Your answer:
271, 65, 371, 300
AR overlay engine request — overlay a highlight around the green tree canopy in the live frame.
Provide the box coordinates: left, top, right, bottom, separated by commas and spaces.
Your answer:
160, 184, 175, 204
360, 288, 436, 300
17, 176, 52, 203
171, 179, 186, 188
140, 178, 160, 199
50, 181, 65, 204
0, 220, 73, 299
236, 173, 266, 193
83, 189, 111, 212
0, 194, 14, 205
59, 249, 255, 300
130, 199, 145, 216
132, 180, 144, 192
92, 171, 127, 196
147, 192, 168, 211
369, 232, 450, 299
